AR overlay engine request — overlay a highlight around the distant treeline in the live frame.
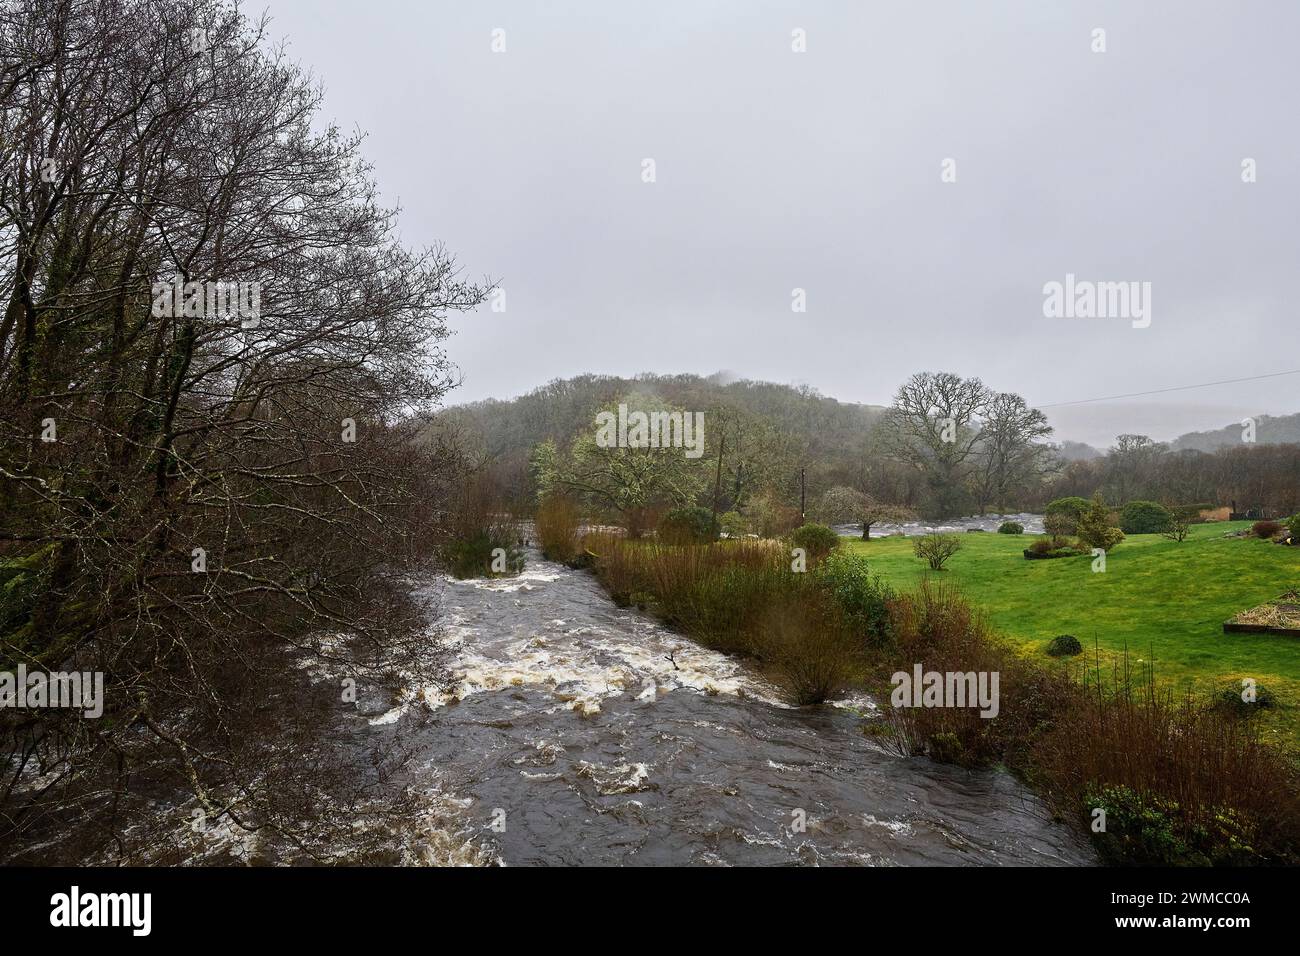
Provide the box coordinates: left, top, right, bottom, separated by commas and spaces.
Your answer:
1046, 438, 1300, 519
442, 372, 1300, 522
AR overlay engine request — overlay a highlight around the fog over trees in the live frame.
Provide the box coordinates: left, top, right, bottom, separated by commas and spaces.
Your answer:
444, 369, 1300, 522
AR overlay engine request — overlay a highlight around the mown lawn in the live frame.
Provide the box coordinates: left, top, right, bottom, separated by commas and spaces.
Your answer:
846, 521, 1300, 751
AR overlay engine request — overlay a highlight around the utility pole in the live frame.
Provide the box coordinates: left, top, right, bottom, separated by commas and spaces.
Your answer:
711, 432, 725, 528
800, 467, 806, 521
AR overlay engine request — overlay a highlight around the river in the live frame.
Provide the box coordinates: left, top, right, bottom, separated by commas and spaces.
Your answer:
373, 547, 1094, 866
832, 512, 1045, 538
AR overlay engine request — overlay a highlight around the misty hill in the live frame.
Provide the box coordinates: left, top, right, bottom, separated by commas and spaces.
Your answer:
1169, 413, 1300, 452
1054, 440, 1103, 462
440, 373, 887, 504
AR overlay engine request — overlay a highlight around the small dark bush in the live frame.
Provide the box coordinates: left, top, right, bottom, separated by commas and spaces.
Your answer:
1213, 680, 1277, 714
997, 521, 1024, 534
443, 531, 524, 579
1252, 520, 1282, 540
789, 523, 840, 564
1120, 500, 1173, 535
658, 506, 720, 545
1046, 634, 1083, 656
1024, 537, 1086, 559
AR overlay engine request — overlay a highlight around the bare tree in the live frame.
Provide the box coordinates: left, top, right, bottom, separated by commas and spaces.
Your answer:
913, 533, 962, 570
0, 0, 488, 862
1161, 506, 1193, 542
973, 391, 1053, 514
878, 371, 990, 518
1105, 434, 1162, 504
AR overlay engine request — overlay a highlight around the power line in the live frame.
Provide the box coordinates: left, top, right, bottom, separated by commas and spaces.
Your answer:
1038, 368, 1300, 409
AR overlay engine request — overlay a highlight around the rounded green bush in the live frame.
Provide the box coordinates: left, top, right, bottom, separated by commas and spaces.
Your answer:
789, 523, 840, 563
997, 521, 1024, 534
1045, 496, 1091, 521
815, 550, 893, 642
1046, 634, 1083, 656
1120, 500, 1173, 534
1044, 497, 1090, 535
718, 510, 747, 538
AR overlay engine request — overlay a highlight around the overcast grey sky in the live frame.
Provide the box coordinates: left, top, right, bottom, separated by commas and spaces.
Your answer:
261, 0, 1298, 448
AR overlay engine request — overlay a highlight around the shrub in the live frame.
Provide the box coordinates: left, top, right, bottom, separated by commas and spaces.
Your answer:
1075, 495, 1124, 552
878, 581, 1065, 768
789, 523, 840, 565
442, 531, 524, 579
658, 506, 719, 545
927, 732, 964, 764
1042, 512, 1075, 537
1034, 666, 1300, 865
746, 491, 801, 538
1252, 520, 1282, 540
535, 495, 580, 564
718, 510, 748, 538
815, 550, 893, 644
1024, 543, 1085, 560
1120, 500, 1173, 535
1084, 785, 1207, 866
1161, 507, 1194, 542
443, 485, 524, 579
584, 537, 862, 704
1044, 497, 1090, 533
1027, 532, 1078, 555
1213, 680, 1277, 714
913, 533, 961, 570
997, 521, 1024, 534
757, 597, 865, 706
1287, 514, 1300, 541
1046, 634, 1083, 657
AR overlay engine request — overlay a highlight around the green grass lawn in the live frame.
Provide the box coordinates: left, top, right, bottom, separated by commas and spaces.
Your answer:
846, 521, 1300, 752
